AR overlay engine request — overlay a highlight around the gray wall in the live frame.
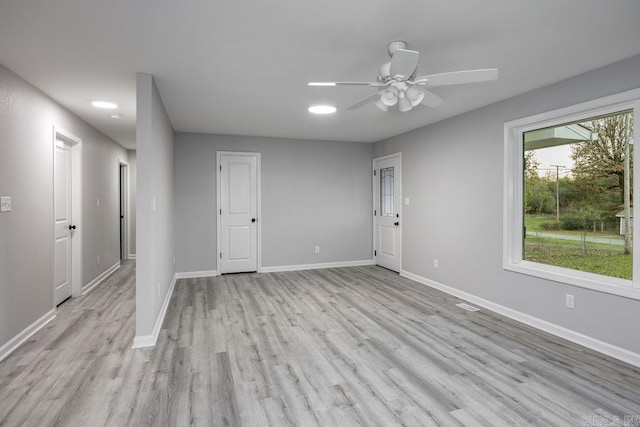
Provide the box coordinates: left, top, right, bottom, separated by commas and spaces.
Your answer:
174, 133, 373, 273
135, 74, 175, 338
127, 150, 137, 256
0, 64, 128, 350
374, 54, 640, 354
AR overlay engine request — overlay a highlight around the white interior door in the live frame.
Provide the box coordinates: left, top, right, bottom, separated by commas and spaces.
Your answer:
374, 154, 402, 272
54, 138, 73, 304
219, 153, 259, 273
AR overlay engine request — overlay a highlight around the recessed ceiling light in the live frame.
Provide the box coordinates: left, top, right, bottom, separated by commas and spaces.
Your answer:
308, 105, 337, 114
108, 113, 123, 119
91, 100, 118, 109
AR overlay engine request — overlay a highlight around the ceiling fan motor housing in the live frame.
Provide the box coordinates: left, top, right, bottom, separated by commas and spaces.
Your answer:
387, 40, 408, 57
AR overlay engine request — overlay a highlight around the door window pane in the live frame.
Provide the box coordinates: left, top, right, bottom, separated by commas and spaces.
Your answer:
380, 167, 394, 216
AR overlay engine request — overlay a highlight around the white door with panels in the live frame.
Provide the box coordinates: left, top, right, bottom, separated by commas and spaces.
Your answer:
218, 153, 260, 274
54, 138, 74, 304
374, 154, 402, 272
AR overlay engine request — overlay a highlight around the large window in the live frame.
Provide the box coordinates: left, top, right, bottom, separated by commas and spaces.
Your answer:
504, 90, 640, 299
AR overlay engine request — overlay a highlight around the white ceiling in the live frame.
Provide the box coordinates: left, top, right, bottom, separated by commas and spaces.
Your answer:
1, 1, 640, 150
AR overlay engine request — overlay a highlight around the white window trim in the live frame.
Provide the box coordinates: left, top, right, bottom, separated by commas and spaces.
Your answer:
503, 88, 640, 300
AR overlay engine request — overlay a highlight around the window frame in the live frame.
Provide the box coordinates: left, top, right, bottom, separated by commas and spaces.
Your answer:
503, 88, 640, 300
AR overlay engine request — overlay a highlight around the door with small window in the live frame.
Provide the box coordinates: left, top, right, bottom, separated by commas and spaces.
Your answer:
374, 154, 402, 272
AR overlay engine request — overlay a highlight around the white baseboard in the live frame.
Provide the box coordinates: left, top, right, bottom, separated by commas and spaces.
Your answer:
132, 273, 177, 349
82, 261, 120, 295
127, 254, 136, 260
175, 270, 218, 279
400, 270, 640, 369
0, 309, 56, 363
261, 259, 374, 273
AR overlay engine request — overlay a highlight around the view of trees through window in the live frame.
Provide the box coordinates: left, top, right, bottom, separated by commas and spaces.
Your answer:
523, 110, 633, 280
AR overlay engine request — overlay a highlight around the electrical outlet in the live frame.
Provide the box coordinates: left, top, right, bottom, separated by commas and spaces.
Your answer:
152, 197, 156, 212
173, 256, 176, 265
566, 294, 575, 309
315, 246, 320, 254
96, 198, 100, 207
96, 256, 100, 265
1, 196, 12, 212
433, 258, 439, 268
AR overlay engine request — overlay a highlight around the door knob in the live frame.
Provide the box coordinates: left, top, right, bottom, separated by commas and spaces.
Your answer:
394, 222, 399, 226
69, 225, 76, 230
251, 218, 256, 223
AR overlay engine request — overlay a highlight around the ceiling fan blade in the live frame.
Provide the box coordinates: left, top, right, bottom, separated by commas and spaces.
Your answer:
415, 69, 499, 87
345, 92, 380, 111
308, 81, 383, 87
420, 90, 445, 108
390, 49, 419, 80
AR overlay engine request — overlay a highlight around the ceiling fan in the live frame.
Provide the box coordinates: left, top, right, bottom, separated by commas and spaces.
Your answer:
308, 41, 498, 113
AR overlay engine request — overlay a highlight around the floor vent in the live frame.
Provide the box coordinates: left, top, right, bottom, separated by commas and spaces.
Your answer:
456, 302, 480, 312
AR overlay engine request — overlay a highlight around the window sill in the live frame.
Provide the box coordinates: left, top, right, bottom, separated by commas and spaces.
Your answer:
504, 260, 640, 301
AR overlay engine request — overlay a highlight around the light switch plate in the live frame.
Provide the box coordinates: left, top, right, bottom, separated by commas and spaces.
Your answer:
1, 196, 11, 212
404, 197, 410, 205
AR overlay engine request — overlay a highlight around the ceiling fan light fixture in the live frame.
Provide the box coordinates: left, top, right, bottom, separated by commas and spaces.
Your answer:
405, 86, 425, 107
375, 98, 389, 112
380, 87, 398, 107
308, 105, 337, 114
398, 92, 412, 112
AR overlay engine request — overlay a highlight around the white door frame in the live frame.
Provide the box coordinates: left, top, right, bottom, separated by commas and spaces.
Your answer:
53, 126, 83, 300
373, 152, 402, 271
118, 159, 129, 261
216, 151, 262, 273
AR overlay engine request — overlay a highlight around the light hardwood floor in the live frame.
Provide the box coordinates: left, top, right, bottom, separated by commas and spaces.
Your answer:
1, 260, 640, 426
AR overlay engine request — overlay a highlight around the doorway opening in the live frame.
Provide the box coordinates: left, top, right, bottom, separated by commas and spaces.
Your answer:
119, 161, 129, 261
53, 127, 82, 306
373, 153, 402, 273
216, 151, 262, 274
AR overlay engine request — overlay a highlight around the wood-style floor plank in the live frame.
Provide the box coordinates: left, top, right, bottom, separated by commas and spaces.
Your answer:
1, 261, 640, 426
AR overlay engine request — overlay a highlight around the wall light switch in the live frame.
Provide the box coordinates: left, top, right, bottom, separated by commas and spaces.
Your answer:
404, 197, 410, 205
0, 196, 11, 212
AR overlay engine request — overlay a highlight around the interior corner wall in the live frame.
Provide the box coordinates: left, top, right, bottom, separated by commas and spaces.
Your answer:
373, 54, 640, 354
135, 73, 175, 339
0, 63, 128, 351
174, 133, 373, 273
127, 150, 137, 256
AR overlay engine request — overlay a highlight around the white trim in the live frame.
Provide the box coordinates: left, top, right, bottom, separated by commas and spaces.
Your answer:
373, 152, 402, 272
175, 270, 219, 279
400, 269, 640, 368
132, 273, 177, 349
53, 126, 83, 300
503, 88, 640, 300
82, 261, 120, 295
261, 259, 374, 273
216, 151, 262, 274
128, 254, 137, 260
0, 310, 56, 363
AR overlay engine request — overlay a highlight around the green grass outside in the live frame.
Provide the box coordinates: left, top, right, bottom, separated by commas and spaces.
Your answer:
524, 236, 632, 280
